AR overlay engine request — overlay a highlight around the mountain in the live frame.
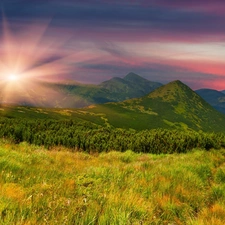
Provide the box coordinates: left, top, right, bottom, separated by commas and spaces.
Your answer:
195, 89, 225, 114
98, 72, 162, 101
0, 73, 162, 108
85, 80, 225, 132
47, 72, 162, 107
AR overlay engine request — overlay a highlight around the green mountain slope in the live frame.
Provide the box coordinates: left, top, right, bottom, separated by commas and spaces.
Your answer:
86, 80, 225, 132
195, 89, 225, 114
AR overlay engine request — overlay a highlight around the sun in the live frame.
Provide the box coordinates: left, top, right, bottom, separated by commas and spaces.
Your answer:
8, 74, 19, 81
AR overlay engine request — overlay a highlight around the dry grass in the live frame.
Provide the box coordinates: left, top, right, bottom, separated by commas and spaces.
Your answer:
0, 140, 225, 224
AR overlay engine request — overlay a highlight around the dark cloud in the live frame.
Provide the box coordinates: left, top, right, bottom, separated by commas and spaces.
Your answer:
2, 0, 225, 41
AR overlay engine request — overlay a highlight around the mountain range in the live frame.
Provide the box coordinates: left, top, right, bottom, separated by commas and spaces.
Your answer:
1, 78, 225, 132
2, 72, 225, 117
0, 72, 162, 108
45, 72, 162, 107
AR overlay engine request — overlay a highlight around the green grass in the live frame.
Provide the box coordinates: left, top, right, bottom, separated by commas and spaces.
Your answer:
0, 140, 225, 224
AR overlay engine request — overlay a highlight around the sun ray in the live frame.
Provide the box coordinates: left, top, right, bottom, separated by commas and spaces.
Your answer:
0, 16, 77, 105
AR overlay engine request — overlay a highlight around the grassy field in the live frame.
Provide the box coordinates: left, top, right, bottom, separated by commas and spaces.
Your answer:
0, 141, 225, 224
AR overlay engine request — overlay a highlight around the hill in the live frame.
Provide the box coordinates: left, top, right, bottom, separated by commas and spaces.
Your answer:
196, 89, 225, 114
86, 80, 225, 132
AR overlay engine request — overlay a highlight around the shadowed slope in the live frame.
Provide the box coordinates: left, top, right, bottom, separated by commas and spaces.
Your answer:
196, 89, 225, 114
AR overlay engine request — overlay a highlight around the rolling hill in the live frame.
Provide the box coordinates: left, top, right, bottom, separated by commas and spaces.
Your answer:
195, 89, 225, 114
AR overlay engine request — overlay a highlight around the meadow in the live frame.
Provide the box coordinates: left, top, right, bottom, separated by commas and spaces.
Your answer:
0, 140, 225, 224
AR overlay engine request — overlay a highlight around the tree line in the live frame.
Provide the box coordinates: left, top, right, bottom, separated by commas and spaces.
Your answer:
0, 118, 224, 153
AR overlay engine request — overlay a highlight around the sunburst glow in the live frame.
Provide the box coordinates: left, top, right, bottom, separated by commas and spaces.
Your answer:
0, 17, 76, 106
8, 74, 19, 81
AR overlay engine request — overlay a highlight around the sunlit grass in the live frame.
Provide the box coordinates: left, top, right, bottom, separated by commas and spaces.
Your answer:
0, 140, 225, 224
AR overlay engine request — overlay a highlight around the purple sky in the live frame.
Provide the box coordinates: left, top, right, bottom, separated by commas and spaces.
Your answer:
1, 0, 225, 89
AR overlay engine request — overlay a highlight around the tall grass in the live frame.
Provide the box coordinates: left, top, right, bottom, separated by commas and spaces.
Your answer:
0, 140, 225, 224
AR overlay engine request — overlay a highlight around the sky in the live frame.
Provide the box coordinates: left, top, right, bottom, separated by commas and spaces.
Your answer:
1, 0, 225, 90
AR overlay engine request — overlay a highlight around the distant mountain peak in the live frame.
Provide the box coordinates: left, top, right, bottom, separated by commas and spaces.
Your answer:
125, 72, 139, 77
124, 72, 147, 81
